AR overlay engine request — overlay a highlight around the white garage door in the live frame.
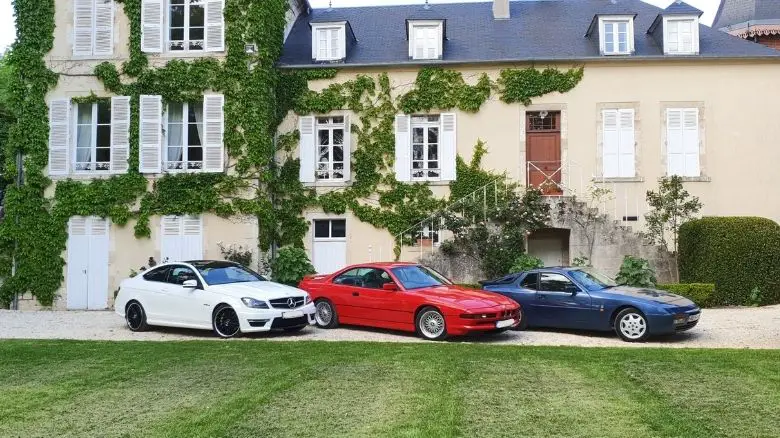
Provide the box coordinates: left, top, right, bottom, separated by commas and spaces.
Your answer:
161, 216, 203, 263
312, 219, 347, 274
66, 217, 109, 310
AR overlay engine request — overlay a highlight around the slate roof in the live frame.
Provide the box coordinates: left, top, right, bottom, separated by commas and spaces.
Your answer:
713, 0, 780, 29
279, 0, 780, 68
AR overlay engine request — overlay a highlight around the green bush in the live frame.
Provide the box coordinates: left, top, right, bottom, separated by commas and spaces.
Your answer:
456, 284, 483, 290
510, 254, 544, 273
679, 217, 780, 306
615, 255, 656, 288
656, 283, 716, 308
271, 247, 316, 287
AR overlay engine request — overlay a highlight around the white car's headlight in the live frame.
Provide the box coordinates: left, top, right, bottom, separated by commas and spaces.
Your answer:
241, 297, 269, 309
305, 294, 312, 305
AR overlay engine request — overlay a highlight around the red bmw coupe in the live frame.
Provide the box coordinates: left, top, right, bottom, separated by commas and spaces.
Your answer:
298, 262, 521, 340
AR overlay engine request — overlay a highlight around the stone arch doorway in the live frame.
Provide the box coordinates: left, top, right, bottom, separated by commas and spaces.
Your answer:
528, 228, 570, 267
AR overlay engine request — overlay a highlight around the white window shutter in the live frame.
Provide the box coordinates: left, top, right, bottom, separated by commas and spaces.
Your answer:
394, 115, 411, 182
203, 94, 225, 172
93, 0, 114, 56
440, 113, 457, 181
618, 109, 635, 177
110, 96, 130, 174
182, 216, 204, 260
89, 217, 109, 236
342, 115, 351, 181
682, 108, 700, 177
161, 216, 182, 263
299, 116, 316, 183
48, 99, 71, 176
141, 0, 163, 53
666, 109, 685, 176
205, 0, 225, 52
602, 110, 619, 178
73, 0, 94, 56
139, 95, 162, 173
69, 216, 88, 236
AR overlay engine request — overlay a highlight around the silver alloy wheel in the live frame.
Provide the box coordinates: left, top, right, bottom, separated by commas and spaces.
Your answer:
419, 310, 445, 339
315, 301, 333, 326
619, 312, 647, 340
214, 307, 240, 338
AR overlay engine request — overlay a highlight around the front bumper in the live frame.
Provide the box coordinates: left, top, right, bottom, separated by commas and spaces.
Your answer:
647, 308, 701, 335
236, 302, 316, 333
447, 308, 521, 336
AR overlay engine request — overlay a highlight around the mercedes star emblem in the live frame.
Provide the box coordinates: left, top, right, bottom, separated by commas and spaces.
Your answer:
287, 298, 296, 308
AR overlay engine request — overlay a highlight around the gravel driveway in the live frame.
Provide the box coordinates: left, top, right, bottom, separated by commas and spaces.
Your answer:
1, 306, 778, 348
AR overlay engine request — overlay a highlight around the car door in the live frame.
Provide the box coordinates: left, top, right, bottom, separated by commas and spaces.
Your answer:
160, 265, 208, 326
329, 268, 372, 321
139, 266, 172, 322
534, 272, 593, 329
509, 273, 543, 326
351, 269, 403, 326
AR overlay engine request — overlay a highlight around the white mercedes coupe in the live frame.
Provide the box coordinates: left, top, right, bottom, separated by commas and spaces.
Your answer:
115, 260, 316, 338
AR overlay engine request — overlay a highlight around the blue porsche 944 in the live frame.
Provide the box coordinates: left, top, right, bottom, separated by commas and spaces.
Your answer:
481, 267, 701, 342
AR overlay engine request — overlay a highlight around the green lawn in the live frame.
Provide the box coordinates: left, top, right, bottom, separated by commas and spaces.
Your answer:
0, 341, 778, 438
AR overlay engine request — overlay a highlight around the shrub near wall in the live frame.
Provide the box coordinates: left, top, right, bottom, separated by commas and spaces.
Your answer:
678, 217, 780, 306
656, 284, 716, 308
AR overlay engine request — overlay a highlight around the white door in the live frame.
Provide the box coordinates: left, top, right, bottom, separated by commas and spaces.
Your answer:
161, 216, 203, 263
312, 219, 347, 274
67, 217, 109, 310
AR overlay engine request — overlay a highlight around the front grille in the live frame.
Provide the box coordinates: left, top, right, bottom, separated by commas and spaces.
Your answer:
271, 316, 309, 329
269, 296, 306, 310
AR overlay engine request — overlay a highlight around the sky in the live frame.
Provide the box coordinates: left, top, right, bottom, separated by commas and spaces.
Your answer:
0, 0, 720, 53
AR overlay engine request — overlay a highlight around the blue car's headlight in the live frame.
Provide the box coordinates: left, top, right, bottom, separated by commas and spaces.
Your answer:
241, 297, 269, 309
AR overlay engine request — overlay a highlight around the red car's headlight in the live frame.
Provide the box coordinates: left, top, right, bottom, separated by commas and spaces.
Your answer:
460, 313, 497, 319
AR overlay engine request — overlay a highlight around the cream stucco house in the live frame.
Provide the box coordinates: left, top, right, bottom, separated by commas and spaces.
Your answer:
20, 0, 780, 309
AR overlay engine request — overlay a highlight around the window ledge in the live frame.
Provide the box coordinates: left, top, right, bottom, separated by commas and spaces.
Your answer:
592, 176, 645, 183
306, 180, 351, 188
667, 175, 711, 182
156, 52, 225, 59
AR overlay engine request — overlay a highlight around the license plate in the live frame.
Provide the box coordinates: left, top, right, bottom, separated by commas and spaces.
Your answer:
282, 310, 304, 319
688, 313, 700, 322
496, 319, 514, 329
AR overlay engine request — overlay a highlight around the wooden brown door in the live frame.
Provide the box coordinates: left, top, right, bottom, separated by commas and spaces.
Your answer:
526, 111, 562, 195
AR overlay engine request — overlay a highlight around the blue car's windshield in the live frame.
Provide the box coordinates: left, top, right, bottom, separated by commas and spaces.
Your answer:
568, 268, 617, 292
391, 265, 452, 290
192, 261, 267, 286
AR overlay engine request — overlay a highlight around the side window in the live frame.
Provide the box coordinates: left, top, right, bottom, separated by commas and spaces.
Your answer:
167, 266, 198, 285
361, 269, 393, 290
333, 268, 367, 286
519, 273, 539, 290
540, 273, 578, 293
143, 266, 171, 283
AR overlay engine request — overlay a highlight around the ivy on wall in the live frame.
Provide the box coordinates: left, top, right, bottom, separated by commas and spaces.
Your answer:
1, 0, 583, 307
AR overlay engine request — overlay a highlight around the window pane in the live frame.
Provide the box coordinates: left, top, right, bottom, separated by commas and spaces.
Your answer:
190, 5, 204, 27
412, 127, 424, 144
187, 123, 202, 146
188, 146, 203, 163
96, 125, 111, 148
318, 146, 329, 162
333, 145, 343, 162
168, 103, 184, 123
96, 147, 110, 163
332, 129, 343, 145
428, 127, 438, 144
77, 103, 93, 124
428, 161, 438, 170
412, 161, 424, 169
412, 144, 424, 160
188, 102, 202, 123
520, 273, 539, 290
331, 220, 346, 238
331, 116, 344, 124
170, 5, 185, 28
97, 101, 111, 124
427, 145, 438, 161
318, 130, 330, 146
189, 27, 204, 41
540, 273, 576, 292
314, 220, 330, 238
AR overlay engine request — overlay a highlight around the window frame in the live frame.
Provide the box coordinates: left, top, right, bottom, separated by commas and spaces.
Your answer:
599, 16, 634, 55
410, 115, 442, 182
311, 23, 345, 61
167, 0, 206, 53
313, 219, 347, 241
408, 21, 443, 60
73, 100, 112, 174
166, 264, 200, 286
665, 107, 701, 178
664, 17, 699, 55
601, 108, 636, 178
164, 100, 205, 173
539, 272, 582, 294
519, 272, 540, 290
315, 116, 346, 181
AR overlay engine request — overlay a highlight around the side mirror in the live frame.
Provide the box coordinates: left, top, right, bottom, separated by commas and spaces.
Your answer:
382, 282, 399, 291
183, 279, 198, 289
566, 285, 579, 294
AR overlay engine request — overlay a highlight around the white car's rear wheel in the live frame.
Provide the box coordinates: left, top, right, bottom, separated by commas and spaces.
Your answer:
125, 301, 148, 332
213, 305, 241, 338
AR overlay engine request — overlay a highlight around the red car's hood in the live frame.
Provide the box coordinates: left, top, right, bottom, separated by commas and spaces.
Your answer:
409, 285, 516, 310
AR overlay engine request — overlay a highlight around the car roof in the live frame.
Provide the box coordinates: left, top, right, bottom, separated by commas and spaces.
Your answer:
342, 262, 420, 269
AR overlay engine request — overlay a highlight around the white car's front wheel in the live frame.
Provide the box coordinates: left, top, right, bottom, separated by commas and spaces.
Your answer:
213, 305, 241, 338
125, 301, 148, 332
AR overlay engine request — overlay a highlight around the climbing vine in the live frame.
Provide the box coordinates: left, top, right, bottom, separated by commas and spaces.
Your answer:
1, 0, 583, 307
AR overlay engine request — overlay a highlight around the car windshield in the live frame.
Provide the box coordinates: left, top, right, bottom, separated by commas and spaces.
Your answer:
192, 262, 267, 286
568, 268, 617, 292
390, 265, 453, 290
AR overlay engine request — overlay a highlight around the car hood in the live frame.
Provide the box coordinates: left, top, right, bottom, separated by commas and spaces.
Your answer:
207, 281, 307, 300
603, 286, 695, 306
412, 285, 517, 310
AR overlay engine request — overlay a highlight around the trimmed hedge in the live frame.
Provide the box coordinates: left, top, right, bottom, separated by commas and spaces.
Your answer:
657, 283, 716, 308
679, 217, 780, 306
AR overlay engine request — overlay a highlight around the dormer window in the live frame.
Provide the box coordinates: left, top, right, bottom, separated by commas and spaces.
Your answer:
408, 21, 443, 60
664, 17, 699, 54
311, 22, 346, 61
600, 16, 634, 55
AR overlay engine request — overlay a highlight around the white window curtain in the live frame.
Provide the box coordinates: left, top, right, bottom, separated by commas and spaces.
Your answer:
76, 104, 93, 166
167, 103, 184, 164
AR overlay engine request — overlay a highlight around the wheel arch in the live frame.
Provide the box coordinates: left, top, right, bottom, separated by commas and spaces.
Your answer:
609, 304, 645, 328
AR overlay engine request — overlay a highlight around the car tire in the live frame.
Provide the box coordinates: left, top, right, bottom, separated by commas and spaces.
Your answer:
614, 307, 650, 342
212, 305, 242, 339
125, 301, 148, 332
314, 299, 339, 329
514, 307, 529, 331
415, 306, 448, 341
283, 325, 307, 333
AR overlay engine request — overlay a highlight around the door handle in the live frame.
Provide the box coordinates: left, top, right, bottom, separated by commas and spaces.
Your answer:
352, 292, 359, 297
